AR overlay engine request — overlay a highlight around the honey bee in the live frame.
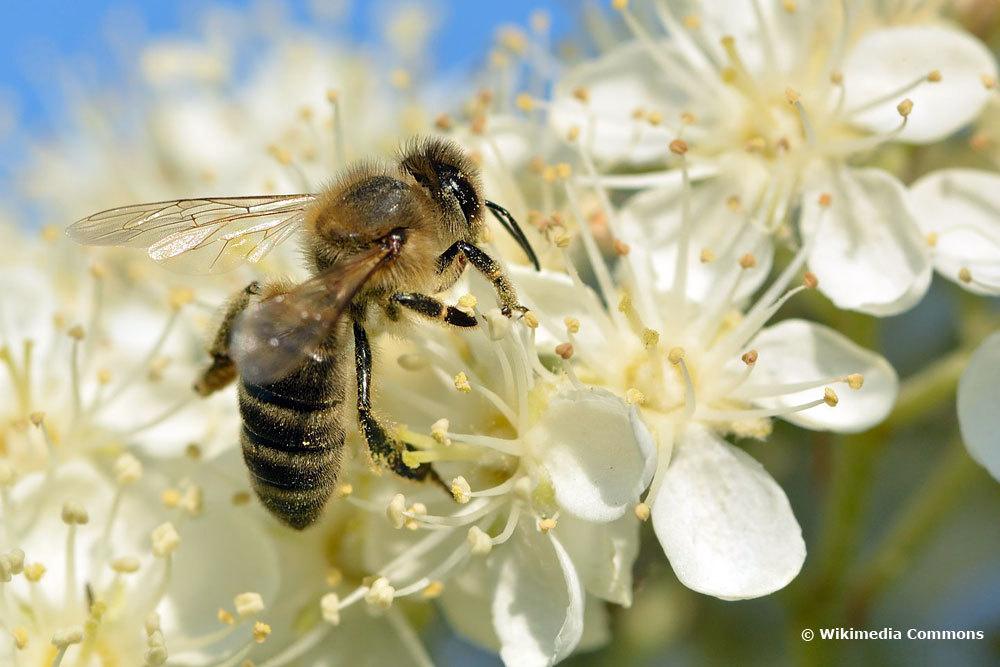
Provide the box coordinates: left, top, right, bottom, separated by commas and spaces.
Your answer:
68, 137, 539, 529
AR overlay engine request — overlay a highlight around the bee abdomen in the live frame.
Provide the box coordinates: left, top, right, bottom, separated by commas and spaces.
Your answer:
239, 378, 345, 530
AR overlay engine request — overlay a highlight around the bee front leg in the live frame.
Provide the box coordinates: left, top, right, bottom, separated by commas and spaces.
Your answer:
194, 281, 261, 396
353, 321, 448, 491
439, 241, 525, 317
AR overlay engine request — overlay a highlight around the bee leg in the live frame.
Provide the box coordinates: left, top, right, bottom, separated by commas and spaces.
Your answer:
194, 281, 261, 396
438, 241, 525, 316
353, 321, 448, 491
390, 292, 478, 328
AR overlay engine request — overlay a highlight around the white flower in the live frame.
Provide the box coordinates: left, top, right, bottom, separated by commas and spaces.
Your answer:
957, 331, 1000, 481
549, 0, 998, 315
512, 181, 898, 599
909, 168, 1000, 295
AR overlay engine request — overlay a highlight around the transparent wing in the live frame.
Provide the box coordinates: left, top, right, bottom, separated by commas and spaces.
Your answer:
67, 194, 316, 274
230, 245, 390, 384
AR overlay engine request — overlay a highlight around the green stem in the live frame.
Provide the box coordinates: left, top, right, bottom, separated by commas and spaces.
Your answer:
844, 439, 980, 623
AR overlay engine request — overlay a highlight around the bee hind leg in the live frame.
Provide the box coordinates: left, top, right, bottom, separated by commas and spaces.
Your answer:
353, 321, 449, 492
194, 281, 261, 396
390, 292, 478, 328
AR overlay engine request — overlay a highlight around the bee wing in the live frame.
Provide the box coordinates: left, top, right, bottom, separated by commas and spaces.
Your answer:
230, 245, 391, 384
66, 194, 316, 274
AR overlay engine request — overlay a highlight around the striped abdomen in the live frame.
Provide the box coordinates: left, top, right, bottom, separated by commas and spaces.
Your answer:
239, 352, 346, 530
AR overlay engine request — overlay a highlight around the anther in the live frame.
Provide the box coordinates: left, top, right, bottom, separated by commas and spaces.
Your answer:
431, 418, 451, 446
555, 163, 572, 179
24, 562, 46, 582
741, 349, 759, 366
390, 69, 411, 89
111, 556, 140, 574
387, 494, 407, 529
537, 517, 558, 532
67, 325, 85, 341
981, 74, 996, 90
151, 522, 180, 557
457, 294, 478, 313
641, 328, 660, 349
235, 592, 265, 618
29, 412, 44, 427
422, 581, 445, 599
555, 342, 574, 359
803, 272, 819, 289
168, 287, 194, 310
320, 593, 341, 625
634, 503, 651, 521
451, 476, 472, 504
823, 387, 839, 407
365, 577, 395, 610
217, 609, 235, 626
61, 501, 89, 525
114, 453, 143, 485
567, 126, 581, 142
830, 70, 843, 85
926, 231, 939, 247
12, 627, 28, 650
958, 267, 973, 283
897, 98, 913, 118
522, 311, 540, 329
700, 248, 716, 263
405, 502, 427, 530
846, 373, 864, 390
467, 526, 493, 555
927, 70, 942, 83
785, 87, 801, 104
51, 627, 84, 648
683, 14, 701, 29
252, 621, 271, 643
818, 192, 833, 207
669, 138, 689, 155
668, 347, 685, 365
613, 238, 631, 256
515, 93, 535, 111
434, 113, 453, 131
739, 253, 757, 269
454, 372, 472, 393
625, 388, 647, 405
564, 317, 581, 334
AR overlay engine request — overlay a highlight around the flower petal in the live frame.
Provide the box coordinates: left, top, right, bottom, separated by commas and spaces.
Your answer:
910, 168, 1000, 295
744, 319, 898, 432
651, 425, 805, 599
842, 25, 998, 143
549, 42, 695, 165
557, 514, 641, 607
618, 169, 774, 304
803, 167, 931, 315
958, 332, 1000, 482
531, 388, 655, 522
492, 525, 585, 667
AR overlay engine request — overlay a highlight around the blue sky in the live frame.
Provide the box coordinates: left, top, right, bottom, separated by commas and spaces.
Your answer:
0, 0, 574, 137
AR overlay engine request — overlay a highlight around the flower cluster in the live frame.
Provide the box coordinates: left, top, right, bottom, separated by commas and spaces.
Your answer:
3, 1, 999, 666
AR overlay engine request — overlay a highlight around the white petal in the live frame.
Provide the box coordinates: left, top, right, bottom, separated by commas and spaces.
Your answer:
618, 169, 774, 304
577, 597, 611, 653
842, 25, 998, 143
549, 42, 696, 165
439, 565, 502, 652
492, 526, 585, 667
803, 167, 931, 315
557, 513, 641, 606
910, 169, 1000, 295
958, 331, 1000, 481
745, 319, 898, 432
651, 425, 805, 599
531, 388, 655, 522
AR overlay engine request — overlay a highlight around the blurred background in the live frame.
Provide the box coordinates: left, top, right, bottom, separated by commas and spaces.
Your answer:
1, 1, 998, 665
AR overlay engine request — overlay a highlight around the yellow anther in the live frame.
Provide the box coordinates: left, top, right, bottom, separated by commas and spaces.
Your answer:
24, 562, 46, 582
669, 138, 689, 155
745, 136, 767, 152
111, 556, 141, 574
422, 581, 445, 599
434, 113, 453, 131
161, 488, 182, 509
566, 126, 580, 142
320, 593, 341, 625
151, 522, 180, 557
680, 111, 696, 124
611, 0, 628, 11
634, 503, 651, 521
830, 70, 843, 85
267, 144, 292, 166
67, 325, 85, 341
818, 192, 833, 207
515, 93, 535, 111
846, 373, 864, 390
217, 608, 235, 625
803, 272, 819, 289
61, 501, 89, 525
683, 14, 702, 29
28, 412, 44, 427
739, 253, 757, 269
252, 621, 271, 643
699, 248, 716, 263
564, 317, 581, 334
235, 592, 265, 618
926, 231, 939, 247
641, 328, 660, 349
12, 627, 28, 650
453, 371, 472, 393
168, 287, 195, 310
467, 526, 493, 555
782, 0, 797, 11
451, 476, 472, 504
824, 387, 839, 407
537, 517, 558, 533
726, 195, 742, 212
390, 69, 411, 89
981, 74, 996, 89
387, 494, 407, 529
625, 388, 647, 405
927, 69, 942, 83
457, 294, 478, 312
365, 577, 395, 610
522, 311, 539, 329
555, 162, 572, 179
647, 110, 663, 126
572, 86, 590, 103
897, 98, 913, 117
741, 349, 759, 366
668, 347, 685, 365
784, 87, 801, 104
613, 238, 631, 256
958, 267, 973, 283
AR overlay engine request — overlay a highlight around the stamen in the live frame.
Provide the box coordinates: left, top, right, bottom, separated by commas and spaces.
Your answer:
697, 392, 833, 421
99, 310, 180, 412
491, 506, 522, 546
848, 71, 929, 115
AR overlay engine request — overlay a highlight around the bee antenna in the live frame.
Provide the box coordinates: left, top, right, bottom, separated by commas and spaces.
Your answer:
485, 200, 541, 271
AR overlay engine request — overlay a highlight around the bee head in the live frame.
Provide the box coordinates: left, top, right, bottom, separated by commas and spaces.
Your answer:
400, 137, 483, 230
